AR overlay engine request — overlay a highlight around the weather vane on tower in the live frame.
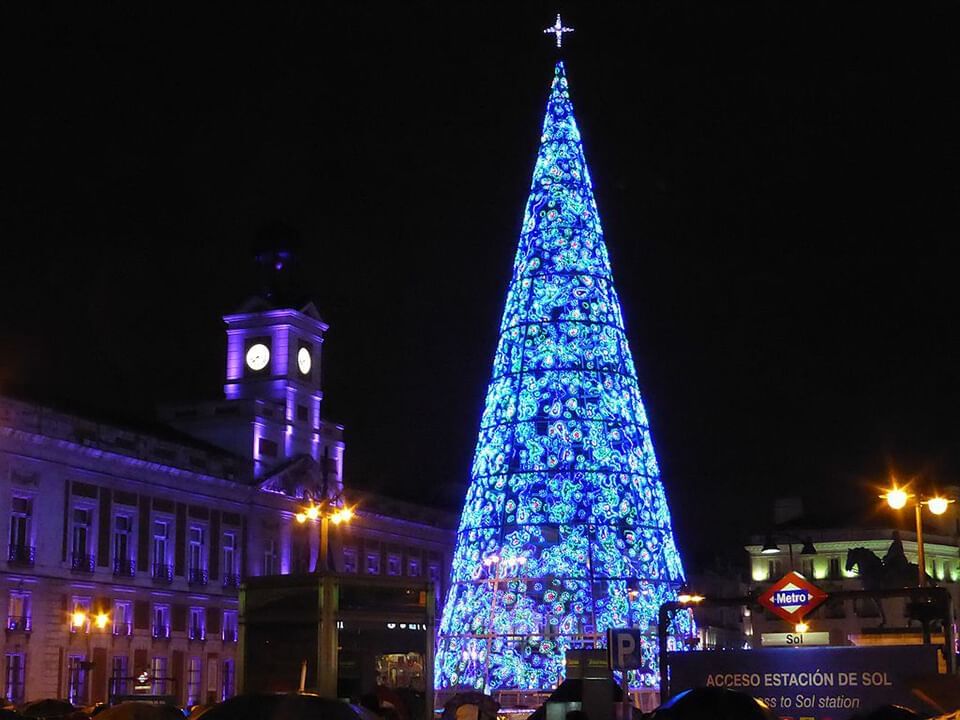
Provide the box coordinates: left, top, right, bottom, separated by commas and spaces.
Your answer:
544, 13, 574, 48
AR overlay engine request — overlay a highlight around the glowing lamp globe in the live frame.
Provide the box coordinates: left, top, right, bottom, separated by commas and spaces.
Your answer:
927, 497, 950, 515
886, 488, 909, 510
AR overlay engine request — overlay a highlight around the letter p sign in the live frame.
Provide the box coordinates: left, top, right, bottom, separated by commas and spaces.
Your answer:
606, 628, 645, 670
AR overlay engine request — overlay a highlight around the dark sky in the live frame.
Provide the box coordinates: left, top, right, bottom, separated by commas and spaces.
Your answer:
2, 2, 958, 568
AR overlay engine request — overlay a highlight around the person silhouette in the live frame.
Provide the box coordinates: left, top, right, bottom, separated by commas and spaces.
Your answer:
883, 531, 909, 575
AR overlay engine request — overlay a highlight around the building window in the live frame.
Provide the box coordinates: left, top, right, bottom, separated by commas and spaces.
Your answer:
111, 655, 128, 696
407, 558, 421, 577
113, 515, 133, 576
343, 547, 358, 574
113, 601, 132, 636
7, 591, 31, 632
222, 611, 238, 642
428, 563, 440, 583
70, 597, 91, 633
767, 559, 783, 579
829, 557, 841, 580
67, 655, 87, 705
366, 553, 381, 575
71, 507, 93, 571
187, 656, 202, 707
387, 554, 402, 576
8, 496, 33, 563
188, 526, 208, 585
258, 438, 278, 458
263, 538, 278, 576
222, 532, 237, 577
221, 659, 235, 701
152, 520, 170, 578
297, 405, 309, 422
152, 604, 170, 639
189, 607, 206, 641
291, 529, 310, 574
4, 653, 25, 704
151, 657, 168, 695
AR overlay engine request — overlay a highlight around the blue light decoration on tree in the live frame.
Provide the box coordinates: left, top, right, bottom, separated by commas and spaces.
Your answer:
435, 61, 691, 693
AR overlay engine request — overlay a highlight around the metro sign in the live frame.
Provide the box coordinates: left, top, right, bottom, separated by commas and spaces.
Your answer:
758, 571, 828, 624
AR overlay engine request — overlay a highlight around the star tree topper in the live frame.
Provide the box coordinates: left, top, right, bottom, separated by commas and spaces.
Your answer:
544, 13, 574, 48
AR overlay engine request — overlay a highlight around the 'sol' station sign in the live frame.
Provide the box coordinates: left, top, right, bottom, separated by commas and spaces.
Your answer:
758, 571, 828, 624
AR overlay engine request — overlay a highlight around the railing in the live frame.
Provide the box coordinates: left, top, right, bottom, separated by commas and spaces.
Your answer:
152, 563, 173, 584
152, 624, 170, 639
6, 616, 31, 632
112, 621, 132, 637
113, 558, 136, 578
222, 628, 238, 643
188, 568, 208, 586
222, 573, 240, 591
71, 553, 95, 573
188, 626, 206, 641
8, 544, 35, 567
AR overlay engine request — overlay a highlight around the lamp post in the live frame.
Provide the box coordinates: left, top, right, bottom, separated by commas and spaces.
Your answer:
881, 484, 953, 588
760, 532, 817, 573
294, 499, 354, 572
68, 608, 110, 704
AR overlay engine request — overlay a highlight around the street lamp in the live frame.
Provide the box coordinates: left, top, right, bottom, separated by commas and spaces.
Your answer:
68, 608, 110, 704
760, 532, 817, 573
677, 586, 705, 604
881, 483, 954, 587
295, 497, 354, 572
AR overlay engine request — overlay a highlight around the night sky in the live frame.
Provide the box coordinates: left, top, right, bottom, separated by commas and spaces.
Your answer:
3, 3, 958, 568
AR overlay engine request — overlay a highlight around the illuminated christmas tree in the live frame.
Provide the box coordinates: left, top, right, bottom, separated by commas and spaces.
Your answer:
435, 61, 689, 692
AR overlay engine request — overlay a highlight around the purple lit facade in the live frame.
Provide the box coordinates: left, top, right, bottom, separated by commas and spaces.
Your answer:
0, 299, 454, 706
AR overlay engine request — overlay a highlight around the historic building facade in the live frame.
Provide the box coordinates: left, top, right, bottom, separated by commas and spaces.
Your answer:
0, 298, 455, 707
744, 497, 960, 649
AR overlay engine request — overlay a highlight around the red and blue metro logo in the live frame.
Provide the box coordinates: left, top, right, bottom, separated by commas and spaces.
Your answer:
758, 571, 828, 624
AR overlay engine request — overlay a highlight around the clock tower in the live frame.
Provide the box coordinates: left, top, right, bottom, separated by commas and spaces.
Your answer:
163, 240, 344, 489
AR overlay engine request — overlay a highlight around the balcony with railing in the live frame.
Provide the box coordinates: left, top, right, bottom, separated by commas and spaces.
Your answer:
8, 544, 35, 567
6, 616, 31, 632
71, 553, 95, 574
188, 625, 206, 642
188, 568, 208, 587
151, 624, 170, 639
222, 573, 240, 592
112, 621, 132, 637
222, 627, 238, 643
113, 558, 136, 578
152, 563, 173, 585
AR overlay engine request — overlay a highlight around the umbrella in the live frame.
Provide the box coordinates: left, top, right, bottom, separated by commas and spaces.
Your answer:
650, 687, 776, 720
95, 703, 184, 720
198, 693, 380, 720
525, 680, 626, 720
440, 691, 500, 720
19, 699, 76, 718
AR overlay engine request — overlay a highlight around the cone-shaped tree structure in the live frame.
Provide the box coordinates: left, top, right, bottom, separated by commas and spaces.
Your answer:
435, 62, 689, 692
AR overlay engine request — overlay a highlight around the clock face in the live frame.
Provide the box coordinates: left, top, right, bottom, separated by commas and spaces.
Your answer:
245, 343, 271, 371
297, 347, 312, 375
